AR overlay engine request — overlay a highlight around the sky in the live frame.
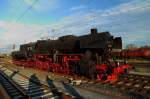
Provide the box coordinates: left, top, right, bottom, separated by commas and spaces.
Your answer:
0, 0, 150, 53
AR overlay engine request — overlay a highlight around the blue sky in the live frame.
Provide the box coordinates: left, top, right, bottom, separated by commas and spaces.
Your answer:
0, 0, 150, 52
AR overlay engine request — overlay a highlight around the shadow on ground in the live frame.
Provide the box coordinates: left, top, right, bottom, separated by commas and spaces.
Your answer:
10, 70, 19, 78
62, 82, 84, 99
46, 75, 63, 99
28, 74, 44, 98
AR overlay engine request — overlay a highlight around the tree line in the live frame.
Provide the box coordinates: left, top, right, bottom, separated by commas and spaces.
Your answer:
125, 44, 150, 49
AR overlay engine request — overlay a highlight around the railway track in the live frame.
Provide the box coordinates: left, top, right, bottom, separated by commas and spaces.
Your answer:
0, 62, 150, 99
0, 65, 72, 99
70, 74, 150, 99
0, 69, 27, 99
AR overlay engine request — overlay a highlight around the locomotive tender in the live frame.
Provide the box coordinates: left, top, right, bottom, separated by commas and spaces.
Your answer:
12, 28, 129, 81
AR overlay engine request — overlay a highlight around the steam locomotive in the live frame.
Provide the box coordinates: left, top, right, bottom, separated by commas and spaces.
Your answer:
12, 28, 130, 81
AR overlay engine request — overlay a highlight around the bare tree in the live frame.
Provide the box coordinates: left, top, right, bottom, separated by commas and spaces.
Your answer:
126, 44, 137, 49
140, 45, 150, 49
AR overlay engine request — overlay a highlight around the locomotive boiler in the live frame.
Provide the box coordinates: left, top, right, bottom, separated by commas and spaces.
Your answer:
12, 28, 129, 81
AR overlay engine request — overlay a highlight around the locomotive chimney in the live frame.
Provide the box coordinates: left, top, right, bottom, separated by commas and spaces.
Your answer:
91, 28, 97, 34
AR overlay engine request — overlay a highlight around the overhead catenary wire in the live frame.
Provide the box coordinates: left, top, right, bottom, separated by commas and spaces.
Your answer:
15, 0, 39, 22
7, 0, 39, 52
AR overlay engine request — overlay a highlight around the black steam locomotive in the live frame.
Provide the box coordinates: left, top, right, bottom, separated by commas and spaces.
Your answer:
12, 28, 125, 80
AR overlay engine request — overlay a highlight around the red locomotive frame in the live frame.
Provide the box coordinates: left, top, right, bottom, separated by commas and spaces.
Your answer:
13, 53, 130, 81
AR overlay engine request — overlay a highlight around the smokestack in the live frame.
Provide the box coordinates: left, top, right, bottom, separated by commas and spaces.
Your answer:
91, 28, 97, 34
